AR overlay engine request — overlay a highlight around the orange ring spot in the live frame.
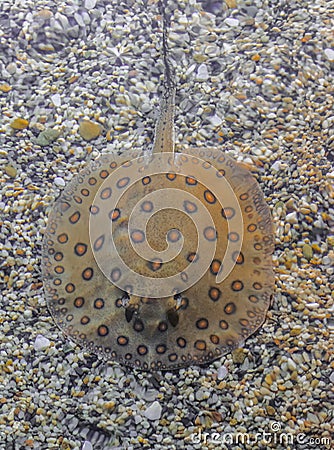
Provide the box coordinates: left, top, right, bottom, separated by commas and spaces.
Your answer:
117, 336, 129, 346
209, 287, 221, 301
74, 243, 87, 256
203, 226, 217, 241
231, 280, 243, 291
224, 302, 236, 314
80, 316, 90, 325
219, 320, 228, 330
100, 187, 112, 199
98, 325, 109, 336
166, 172, 177, 181
94, 298, 104, 309
57, 233, 68, 244
194, 340, 206, 351
204, 190, 216, 204
137, 345, 148, 355
74, 297, 84, 308
210, 334, 220, 344
222, 207, 235, 220
142, 176, 151, 185
247, 224, 257, 232
196, 318, 209, 329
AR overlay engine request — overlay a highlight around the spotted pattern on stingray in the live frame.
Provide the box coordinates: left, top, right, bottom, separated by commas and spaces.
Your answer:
42, 148, 275, 371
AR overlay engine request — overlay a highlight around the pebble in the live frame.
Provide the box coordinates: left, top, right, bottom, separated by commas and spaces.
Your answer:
51, 93, 61, 107
196, 63, 209, 81
324, 48, 334, 61
225, 18, 239, 27
85, 0, 97, 10
79, 120, 101, 141
82, 442, 93, 450
217, 365, 228, 380
54, 177, 66, 187
10, 118, 29, 130
34, 335, 51, 351
330, 372, 334, 383
144, 401, 162, 421
35, 128, 60, 146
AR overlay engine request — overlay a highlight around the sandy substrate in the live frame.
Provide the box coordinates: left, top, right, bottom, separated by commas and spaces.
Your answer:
0, 0, 333, 449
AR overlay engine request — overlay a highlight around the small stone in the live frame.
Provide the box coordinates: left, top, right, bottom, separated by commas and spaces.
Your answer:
271, 161, 281, 172
225, 0, 237, 8
51, 94, 61, 107
82, 442, 93, 450
10, 118, 29, 130
324, 48, 334, 61
286, 212, 298, 224
196, 63, 209, 81
144, 401, 162, 421
210, 114, 223, 127
34, 335, 51, 351
329, 372, 334, 383
85, 0, 97, 9
302, 244, 313, 260
266, 405, 275, 416
225, 18, 239, 27
54, 177, 65, 187
4, 165, 17, 178
232, 348, 247, 364
36, 128, 60, 146
0, 83, 11, 92
79, 120, 101, 141
217, 365, 228, 380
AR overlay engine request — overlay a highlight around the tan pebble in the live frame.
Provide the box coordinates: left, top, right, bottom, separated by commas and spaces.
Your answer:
4, 165, 17, 178
232, 348, 247, 364
302, 244, 313, 260
79, 119, 101, 141
10, 118, 29, 130
265, 374, 273, 385
290, 328, 302, 336
0, 83, 11, 92
225, 0, 237, 7
266, 405, 275, 416
104, 401, 116, 410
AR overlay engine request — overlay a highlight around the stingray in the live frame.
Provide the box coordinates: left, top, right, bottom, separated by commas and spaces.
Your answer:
42, 5, 274, 371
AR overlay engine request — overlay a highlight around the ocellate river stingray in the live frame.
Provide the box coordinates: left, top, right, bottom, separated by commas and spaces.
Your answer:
42, 6, 275, 371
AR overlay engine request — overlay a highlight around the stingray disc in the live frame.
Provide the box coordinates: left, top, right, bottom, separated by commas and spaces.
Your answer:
42, 148, 274, 370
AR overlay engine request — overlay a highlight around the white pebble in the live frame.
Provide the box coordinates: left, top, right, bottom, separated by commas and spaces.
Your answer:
82, 441, 93, 450
144, 401, 162, 421
271, 161, 281, 172
217, 365, 228, 380
210, 114, 223, 127
85, 0, 96, 10
51, 94, 61, 107
34, 335, 51, 351
329, 372, 334, 383
225, 18, 239, 27
196, 63, 209, 81
286, 212, 298, 224
324, 48, 334, 61
54, 177, 65, 187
